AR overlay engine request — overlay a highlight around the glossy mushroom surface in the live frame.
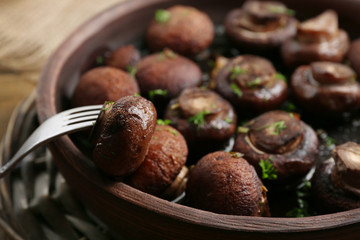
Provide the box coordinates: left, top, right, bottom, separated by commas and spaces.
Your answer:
91, 96, 157, 177
146, 5, 214, 56
291, 61, 360, 113
105, 44, 141, 71
126, 124, 188, 199
224, 0, 297, 51
72, 66, 139, 107
312, 142, 360, 213
233, 110, 318, 183
281, 10, 350, 67
164, 87, 236, 154
135, 49, 202, 102
187, 151, 269, 216
347, 38, 360, 77
215, 55, 288, 113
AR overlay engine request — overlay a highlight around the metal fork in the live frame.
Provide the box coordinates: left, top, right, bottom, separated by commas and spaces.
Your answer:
0, 104, 103, 179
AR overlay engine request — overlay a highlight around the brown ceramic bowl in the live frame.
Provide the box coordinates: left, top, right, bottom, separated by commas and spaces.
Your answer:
37, 0, 360, 239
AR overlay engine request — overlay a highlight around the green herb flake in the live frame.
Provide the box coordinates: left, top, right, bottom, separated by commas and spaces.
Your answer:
289, 113, 294, 118
96, 56, 104, 65
325, 136, 335, 147
155, 9, 171, 23
188, 110, 211, 128
127, 65, 137, 78
229, 65, 247, 80
224, 117, 233, 124
229, 152, 244, 158
275, 72, 287, 82
238, 126, 250, 134
268, 5, 295, 16
101, 101, 114, 111
257, 120, 287, 135
259, 157, 278, 180
167, 127, 179, 136
134, 92, 141, 97
148, 89, 168, 101
247, 77, 262, 87
157, 119, 172, 125
230, 83, 243, 98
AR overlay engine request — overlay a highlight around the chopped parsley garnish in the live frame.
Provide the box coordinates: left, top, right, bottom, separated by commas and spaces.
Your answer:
224, 117, 233, 124
229, 152, 244, 158
188, 110, 210, 128
101, 101, 114, 111
238, 126, 250, 134
157, 119, 172, 125
148, 89, 168, 101
230, 83, 243, 98
167, 127, 178, 136
96, 56, 104, 65
134, 92, 141, 97
257, 121, 287, 135
286, 180, 312, 217
259, 157, 278, 180
229, 65, 247, 80
127, 65, 137, 78
275, 72, 287, 82
325, 136, 335, 147
155, 9, 171, 23
247, 77, 262, 87
268, 5, 295, 16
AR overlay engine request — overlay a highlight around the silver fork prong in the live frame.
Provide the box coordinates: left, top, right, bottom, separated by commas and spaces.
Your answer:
66, 110, 101, 120
62, 121, 96, 133
64, 115, 99, 126
60, 104, 103, 116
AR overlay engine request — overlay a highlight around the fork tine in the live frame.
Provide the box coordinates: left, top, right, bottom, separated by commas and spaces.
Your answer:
65, 115, 99, 125
66, 110, 101, 120
60, 105, 103, 115
62, 121, 96, 133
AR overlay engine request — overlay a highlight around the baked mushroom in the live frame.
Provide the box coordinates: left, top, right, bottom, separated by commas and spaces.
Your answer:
214, 55, 288, 113
146, 5, 214, 56
127, 124, 188, 199
291, 61, 360, 113
105, 44, 141, 72
92, 96, 157, 177
186, 151, 270, 216
281, 10, 350, 68
164, 87, 237, 155
347, 38, 360, 77
312, 142, 360, 213
72, 66, 139, 107
135, 49, 202, 101
224, 1, 297, 51
233, 110, 318, 183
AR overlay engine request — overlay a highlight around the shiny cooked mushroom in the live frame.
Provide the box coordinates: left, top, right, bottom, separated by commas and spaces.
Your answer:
91, 96, 157, 177
233, 110, 318, 183
214, 55, 288, 113
72, 66, 139, 108
105, 45, 141, 72
146, 5, 214, 56
164, 87, 236, 155
135, 49, 202, 102
291, 61, 360, 113
224, 1, 297, 51
126, 124, 188, 199
281, 10, 350, 68
312, 142, 360, 213
186, 151, 270, 216
347, 38, 360, 77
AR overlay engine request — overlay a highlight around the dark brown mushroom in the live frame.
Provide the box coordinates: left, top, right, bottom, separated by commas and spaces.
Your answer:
233, 110, 318, 183
135, 49, 202, 101
291, 61, 360, 113
92, 96, 157, 177
146, 5, 214, 56
105, 44, 141, 71
72, 66, 139, 108
347, 38, 360, 77
126, 124, 188, 199
186, 151, 270, 216
164, 87, 237, 156
214, 55, 288, 114
312, 142, 360, 213
224, 1, 297, 51
281, 10, 350, 68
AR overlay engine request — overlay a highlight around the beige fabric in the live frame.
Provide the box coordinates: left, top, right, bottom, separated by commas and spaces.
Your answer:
0, 0, 126, 139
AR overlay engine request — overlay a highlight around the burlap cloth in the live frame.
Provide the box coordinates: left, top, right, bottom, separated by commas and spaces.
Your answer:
0, 0, 125, 238
0, 0, 125, 138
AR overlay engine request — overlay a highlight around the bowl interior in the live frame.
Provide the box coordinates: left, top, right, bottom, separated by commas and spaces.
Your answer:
37, 0, 360, 239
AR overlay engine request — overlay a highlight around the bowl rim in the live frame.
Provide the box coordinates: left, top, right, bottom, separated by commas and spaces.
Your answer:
36, 0, 360, 234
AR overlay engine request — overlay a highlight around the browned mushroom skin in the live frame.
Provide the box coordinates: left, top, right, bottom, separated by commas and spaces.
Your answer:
312, 142, 360, 213
146, 5, 214, 56
72, 66, 140, 107
281, 10, 350, 68
291, 62, 360, 113
164, 87, 237, 150
186, 151, 270, 216
105, 45, 141, 71
224, 1, 297, 51
215, 55, 288, 113
347, 38, 360, 77
233, 110, 318, 183
135, 49, 202, 100
126, 125, 188, 198
92, 96, 157, 177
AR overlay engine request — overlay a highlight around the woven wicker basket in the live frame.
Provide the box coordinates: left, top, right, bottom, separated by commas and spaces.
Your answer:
0, 92, 126, 240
